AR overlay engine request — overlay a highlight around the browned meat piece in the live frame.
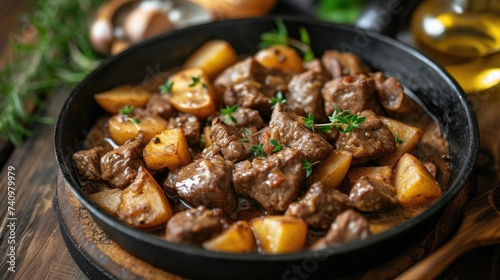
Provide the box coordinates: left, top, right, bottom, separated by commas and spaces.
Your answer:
321, 51, 370, 79
223, 81, 274, 119
371, 72, 407, 113
233, 148, 305, 212
286, 60, 330, 122
335, 110, 396, 164
269, 103, 333, 163
311, 209, 371, 250
165, 206, 224, 245
72, 146, 109, 182
423, 161, 438, 178
214, 57, 293, 97
210, 118, 252, 162
232, 107, 266, 130
322, 74, 383, 116
286, 182, 351, 229
146, 93, 178, 119
303, 59, 332, 80
100, 136, 145, 189
166, 155, 237, 213
349, 177, 398, 212
168, 114, 201, 147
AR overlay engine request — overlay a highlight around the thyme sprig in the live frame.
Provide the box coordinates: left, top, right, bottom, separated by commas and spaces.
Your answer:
395, 131, 404, 145
250, 143, 267, 157
270, 91, 286, 109
159, 78, 174, 95
302, 106, 366, 133
189, 75, 206, 88
221, 105, 238, 124
259, 19, 314, 62
0, 0, 103, 145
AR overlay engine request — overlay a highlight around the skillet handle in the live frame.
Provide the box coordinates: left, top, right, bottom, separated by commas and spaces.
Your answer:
354, 0, 421, 37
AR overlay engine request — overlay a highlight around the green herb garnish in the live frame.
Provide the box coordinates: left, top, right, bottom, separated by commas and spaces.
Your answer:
395, 131, 404, 145
189, 75, 206, 88
269, 139, 283, 153
303, 106, 366, 133
221, 105, 238, 124
302, 159, 314, 177
250, 143, 267, 157
259, 19, 314, 62
129, 118, 141, 125
270, 91, 286, 109
159, 78, 174, 95
119, 105, 135, 116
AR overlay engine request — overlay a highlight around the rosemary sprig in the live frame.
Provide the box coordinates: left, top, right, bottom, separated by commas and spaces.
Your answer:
259, 19, 314, 62
302, 106, 366, 133
0, 0, 104, 145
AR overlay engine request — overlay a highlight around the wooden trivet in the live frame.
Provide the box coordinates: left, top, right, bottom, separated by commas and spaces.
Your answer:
55, 172, 473, 279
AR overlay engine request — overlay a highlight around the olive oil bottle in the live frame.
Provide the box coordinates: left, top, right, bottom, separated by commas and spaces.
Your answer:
411, 0, 500, 92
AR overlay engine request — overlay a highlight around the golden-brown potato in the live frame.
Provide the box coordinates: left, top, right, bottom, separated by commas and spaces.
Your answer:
346, 166, 393, 187
117, 166, 173, 229
170, 68, 217, 118
143, 128, 192, 170
308, 150, 352, 189
250, 215, 307, 254
94, 85, 152, 114
377, 117, 424, 168
89, 188, 123, 216
188, 0, 277, 19
108, 114, 168, 145
182, 40, 238, 80
254, 45, 304, 72
393, 153, 442, 206
202, 221, 257, 253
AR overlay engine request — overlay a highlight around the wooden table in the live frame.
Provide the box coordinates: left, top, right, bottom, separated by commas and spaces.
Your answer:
1, 2, 499, 280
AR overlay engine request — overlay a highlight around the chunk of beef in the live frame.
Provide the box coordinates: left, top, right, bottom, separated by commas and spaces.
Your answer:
286, 182, 351, 229
311, 209, 371, 250
223, 81, 274, 119
269, 103, 333, 163
303, 59, 332, 81
214, 57, 291, 97
336, 110, 396, 164
349, 177, 398, 212
321, 51, 370, 79
168, 114, 201, 147
72, 146, 109, 182
165, 206, 223, 245
100, 136, 145, 189
166, 155, 237, 213
210, 118, 252, 162
232, 107, 266, 130
286, 61, 330, 122
233, 148, 305, 211
146, 93, 178, 119
371, 72, 407, 113
322, 74, 383, 115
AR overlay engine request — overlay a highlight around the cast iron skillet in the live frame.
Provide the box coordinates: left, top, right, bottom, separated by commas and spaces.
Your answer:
54, 16, 478, 279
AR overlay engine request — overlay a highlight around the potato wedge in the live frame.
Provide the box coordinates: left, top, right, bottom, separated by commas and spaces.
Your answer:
94, 85, 152, 114
255, 45, 304, 72
202, 221, 257, 253
182, 40, 238, 80
308, 150, 352, 189
393, 153, 442, 206
377, 117, 423, 168
170, 68, 217, 118
143, 128, 192, 170
89, 188, 123, 216
117, 166, 173, 229
250, 215, 307, 254
108, 114, 168, 145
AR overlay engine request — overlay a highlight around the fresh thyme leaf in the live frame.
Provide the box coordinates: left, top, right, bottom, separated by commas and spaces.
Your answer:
259, 19, 314, 61
270, 91, 287, 109
159, 78, 174, 95
269, 139, 283, 153
250, 143, 267, 157
302, 158, 313, 177
189, 75, 206, 88
395, 131, 404, 144
0, 0, 103, 145
244, 128, 251, 135
221, 105, 238, 124
302, 113, 315, 131
303, 107, 366, 133
129, 118, 141, 125
119, 105, 135, 116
